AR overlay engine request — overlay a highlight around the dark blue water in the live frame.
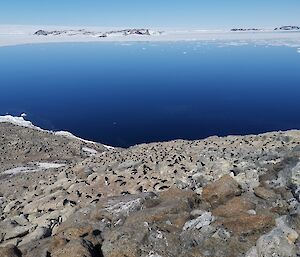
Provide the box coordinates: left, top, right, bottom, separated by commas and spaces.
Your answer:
0, 42, 300, 147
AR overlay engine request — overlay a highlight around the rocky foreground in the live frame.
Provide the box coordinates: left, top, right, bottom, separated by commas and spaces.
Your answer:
1, 120, 300, 257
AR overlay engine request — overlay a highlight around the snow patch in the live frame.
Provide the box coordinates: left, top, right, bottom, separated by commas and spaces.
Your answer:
82, 147, 98, 155
2, 162, 65, 176
2, 167, 39, 175
54, 131, 95, 144
54, 131, 114, 149
102, 144, 115, 150
35, 162, 65, 169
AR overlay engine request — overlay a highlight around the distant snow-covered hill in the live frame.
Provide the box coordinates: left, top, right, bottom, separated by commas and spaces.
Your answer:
34, 28, 163, 38
274, 26, 300, 31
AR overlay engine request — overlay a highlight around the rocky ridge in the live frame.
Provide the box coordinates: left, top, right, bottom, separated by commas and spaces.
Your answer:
230, 26, 300, 32
1, 119, 300, 256
230, 28, 261, 32
275, 26, 300, 31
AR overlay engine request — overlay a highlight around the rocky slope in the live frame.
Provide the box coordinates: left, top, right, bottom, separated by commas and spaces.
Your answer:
1, 119, 300, 256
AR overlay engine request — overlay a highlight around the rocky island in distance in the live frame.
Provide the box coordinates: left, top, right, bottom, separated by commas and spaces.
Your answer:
31, 25, 300, 41
230, 25, 300, 32
34, 28, 163, 38
1, 115, 300, 257
32, 25, 300, 40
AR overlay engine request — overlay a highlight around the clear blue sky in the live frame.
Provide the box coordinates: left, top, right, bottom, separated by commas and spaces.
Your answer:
0, 0, 299, 28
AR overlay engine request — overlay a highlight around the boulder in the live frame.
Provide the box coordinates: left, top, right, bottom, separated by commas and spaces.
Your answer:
220, 214, 275, 235
50, 239, 95, 257
202, 175, 242, 207
213, 197, 256, 217
246, 217, 299, 257
254, 186, 278, 200
0, 244, 22, 257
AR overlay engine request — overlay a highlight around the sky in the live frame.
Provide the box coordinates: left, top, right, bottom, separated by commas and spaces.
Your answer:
0, 0, 299, 29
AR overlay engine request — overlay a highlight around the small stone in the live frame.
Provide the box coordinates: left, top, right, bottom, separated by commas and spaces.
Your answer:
254, 186, 277, 200
183, 212, 214, 231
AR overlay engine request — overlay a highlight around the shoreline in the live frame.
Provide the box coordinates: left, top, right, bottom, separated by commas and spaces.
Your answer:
0, 115, 115, 150
1, 114, 299, 149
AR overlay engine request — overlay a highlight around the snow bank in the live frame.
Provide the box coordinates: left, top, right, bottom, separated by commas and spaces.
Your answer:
102, 144, 115, 150
54, 131, 114, 149
0, 115, 43, 130
54, 131, 96, 144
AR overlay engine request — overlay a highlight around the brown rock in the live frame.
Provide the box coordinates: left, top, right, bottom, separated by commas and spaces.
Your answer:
101, 227, 144, 257
213, 197, 255, 217
49, 236, 69, 251
0, 245, 22, 257
220, 214, 275, 235
101, 188, 197, 257
254, 186, 277, 200
51, 239, 94, 257
104, 249, 140, 257
159, 187, 196, 201
202, 175, 242, 207
56, 225, 94, 240
178, 248, 204, 257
